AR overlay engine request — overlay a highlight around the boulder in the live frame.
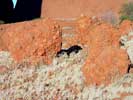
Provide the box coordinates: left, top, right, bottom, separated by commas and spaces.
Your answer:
76, 16, 130, 85
82, 46, 129, 85
0, 18, 62, 64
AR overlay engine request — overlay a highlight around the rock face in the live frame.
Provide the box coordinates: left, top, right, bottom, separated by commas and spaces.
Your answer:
82, 46, 129, 85
56, 16, 130, 85
41, 0, 127, 18
0, 16, 131, 86
119, 20, 133, 35
76, 17, 130, 85
0, 18, 62, 64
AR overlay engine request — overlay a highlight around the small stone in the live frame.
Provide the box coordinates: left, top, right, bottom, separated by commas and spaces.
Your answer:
123, 82, 131, 88
0, 65, 8, 74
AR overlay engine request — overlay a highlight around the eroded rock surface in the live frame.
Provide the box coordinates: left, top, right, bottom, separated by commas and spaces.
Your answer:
55, 16, 131, 85
76, 17, 130, 85
41, 0, 127, 18
82, 46, 129, 85
0, 18, 62, 64
0, 16, 132, 86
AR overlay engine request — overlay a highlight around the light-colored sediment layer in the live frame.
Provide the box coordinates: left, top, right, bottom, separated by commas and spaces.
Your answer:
0, 51, 132, 100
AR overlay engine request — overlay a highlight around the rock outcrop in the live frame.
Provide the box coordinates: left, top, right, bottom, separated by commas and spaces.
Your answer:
0, 16, 132, 86
56, 16, 130, 85
0, 18, 62, 64
60, 16, 130, 85
82, 46, 129, 85
41, 0, 127, 18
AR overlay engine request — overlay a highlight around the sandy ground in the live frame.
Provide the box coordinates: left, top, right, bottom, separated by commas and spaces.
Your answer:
0, 50, 133, 100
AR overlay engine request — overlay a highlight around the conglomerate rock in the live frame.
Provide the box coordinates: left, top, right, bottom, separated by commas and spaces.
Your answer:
0, 18, 62, 64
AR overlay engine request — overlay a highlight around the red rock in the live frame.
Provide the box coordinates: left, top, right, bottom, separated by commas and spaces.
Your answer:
119, 20, 133, 36
0, 65, 8, 74
76, 16, 130, 85
0, 18, 62, 64
0, 15, 131, 85
41, 0, 127, 18
82, 46, 129, 85
76, 16, 122, 47
119, 92, 133, 99
57, 16, 130, 85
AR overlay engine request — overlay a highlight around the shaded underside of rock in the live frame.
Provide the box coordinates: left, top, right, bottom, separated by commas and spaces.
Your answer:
0, 18, 62, 64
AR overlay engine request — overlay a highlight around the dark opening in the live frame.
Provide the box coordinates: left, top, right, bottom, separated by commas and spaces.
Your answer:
56, 45, 82, 57
127, 64, 133, 73
0, 0, 42, 23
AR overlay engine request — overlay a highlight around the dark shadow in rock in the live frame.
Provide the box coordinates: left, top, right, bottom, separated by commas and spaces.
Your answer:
56, 45, 82, 57
12, 0, 42, 22
127, 64, 133, 73
0, 0, 13, 23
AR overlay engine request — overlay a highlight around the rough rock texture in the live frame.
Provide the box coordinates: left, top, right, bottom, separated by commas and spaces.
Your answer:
59, 16, 100, 49
57, 16, 130, 85
82, 46, 129, 85
41, 0, 128, 18
57, 19, 78, 48
0, 16, 132, 86
0, 18, 62, 64
52, 17, 131, 86
75, 16, 130, 85
119, 20, 133, 35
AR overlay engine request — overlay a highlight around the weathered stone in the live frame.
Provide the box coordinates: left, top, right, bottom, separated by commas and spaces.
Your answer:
0, 18, 62, 64
76, 16, 130, 85
82, 46, 129, 85
0, 65, 8, 74
119, 20, 133, 35
41, 0, 126, 18
55, 16, 130, 85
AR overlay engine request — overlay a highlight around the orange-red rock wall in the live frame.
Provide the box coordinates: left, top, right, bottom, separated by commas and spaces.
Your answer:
41, 0, 127, 18
59, 16, 131, 85
76, 17, 131, 85
0, 19, 62, 64
0, 16, 132, 86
